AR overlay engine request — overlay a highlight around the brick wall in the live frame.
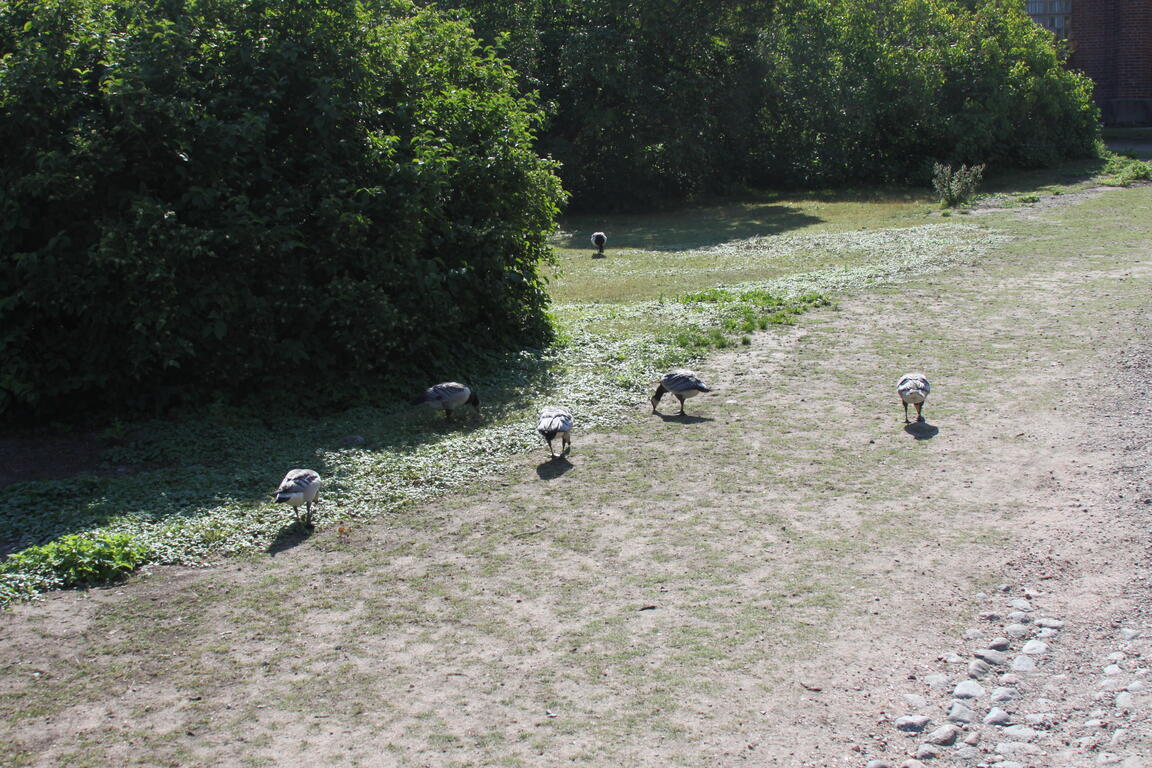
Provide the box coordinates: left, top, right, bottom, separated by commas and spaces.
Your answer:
1069, 0, 1152, 124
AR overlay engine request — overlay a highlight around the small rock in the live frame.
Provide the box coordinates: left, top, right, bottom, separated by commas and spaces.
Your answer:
991, 686, 1016, 702
1002, 725, 1039, 741
999, 673, 1022, 685
1012, 655, 1036, 672
899, 760, 927, 768
1007, 611, 1033, 624
1024, 713, 1054, 727
1107, 651, 1127, 662
1104, 664, 1123, 676
1011, 598, 1035, 612
975, 649, 1009, 666
1120, 628, 1142, 641
954, 680, 986, 699
1126, 680, 1145, 692
925, 724, 960, 745
964, 628, 984, 640
943, 653, 965, 664
896, 715, 932, 733
1114, 692, 1134, 711
949, 700, 976, 723
995, 741, 1042, 756
985, 707, 1011, 725
980, 611, 1003, 622
969, 659, 992, 678
924, 673, 950, 690
903, 693, 930, 709
1036, 617, 1064, 629
953, 745, 980, 760
865, 761, 893, 768
989, 637, 1011, 651
915, 743, 942, 760
1005, 624, 1030, 637
1021, 640, 1048, 655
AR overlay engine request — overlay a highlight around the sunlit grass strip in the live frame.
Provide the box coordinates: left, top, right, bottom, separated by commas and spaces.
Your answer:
0, 221, 1008, 604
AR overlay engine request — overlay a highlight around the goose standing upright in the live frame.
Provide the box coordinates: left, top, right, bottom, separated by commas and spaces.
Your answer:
897, 373, 931, 423
412, 382, 480, 420
591, 231, 607, 256
274, 469, 322, 527
536, 405, 573, 459
651, 369, 711, 416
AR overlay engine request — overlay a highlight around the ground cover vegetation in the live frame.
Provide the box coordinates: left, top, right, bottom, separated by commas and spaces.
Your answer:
437, 0, 1100, 209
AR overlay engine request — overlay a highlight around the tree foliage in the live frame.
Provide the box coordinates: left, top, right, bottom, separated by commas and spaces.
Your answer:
0, 0, 565, 420
438, 0, 1099, 207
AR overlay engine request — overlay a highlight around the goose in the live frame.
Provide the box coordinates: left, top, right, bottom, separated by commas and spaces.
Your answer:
412, 381, 480, 420
651, 369, 711, 415
591, 231, 607, 255
897, 372, 931, 423
536, 405, 573, 458
274, 469, 321, 527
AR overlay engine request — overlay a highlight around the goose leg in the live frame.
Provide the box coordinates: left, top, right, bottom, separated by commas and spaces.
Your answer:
915, 403, 924, 422
902, 401, 909, 424
562, 433, 570, 453
676, 393, 686, 415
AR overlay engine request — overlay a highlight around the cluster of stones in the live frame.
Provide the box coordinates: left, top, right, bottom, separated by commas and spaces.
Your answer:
865, 587, 1150, 768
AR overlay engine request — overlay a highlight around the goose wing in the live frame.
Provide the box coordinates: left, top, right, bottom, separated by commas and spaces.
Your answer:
896, 373, 930, 396
416, 382, 470, 407
276, 469, 321, 502
537, 406, 573, 434
662, 369, 710, 393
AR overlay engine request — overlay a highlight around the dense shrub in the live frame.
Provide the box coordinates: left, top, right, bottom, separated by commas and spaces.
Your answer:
439, 0, 1099, 206
0, 0, 564, 421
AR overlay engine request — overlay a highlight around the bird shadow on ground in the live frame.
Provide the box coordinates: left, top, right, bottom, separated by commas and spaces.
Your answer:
654, 413, 714, 424
904, 421, 939, 441
266, 521, 315, 556
536, 456, 573, 480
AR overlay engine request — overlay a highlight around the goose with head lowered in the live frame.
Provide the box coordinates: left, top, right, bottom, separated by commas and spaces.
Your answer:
591, 231, 606, 256
412, 382, 480, 420
896, 372, 931, 423
274, 469, 321, 527
651, 369, 711, 416
536, 405, 573, 459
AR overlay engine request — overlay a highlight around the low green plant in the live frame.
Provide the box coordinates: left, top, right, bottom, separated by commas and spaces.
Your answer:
674, 288, 831, 352
1101, 153, 1152, 186
933, 163, 987, 207
0, 532, 151, 599
1017, 194, 1040, 204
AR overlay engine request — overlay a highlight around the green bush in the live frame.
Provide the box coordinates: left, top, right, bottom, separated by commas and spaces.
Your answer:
0, 0, 564, 421
441, 0, 1099, 205
1, 532, 151, 600
933, 162, 986, 207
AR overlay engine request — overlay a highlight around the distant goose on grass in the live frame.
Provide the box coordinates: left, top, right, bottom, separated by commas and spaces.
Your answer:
274, 469, 321, 527
897, 372, 931, 423
536, 405, 573, 459
651, 369, 712, 416
412, 381, 480, 420
591, 231, 607, 256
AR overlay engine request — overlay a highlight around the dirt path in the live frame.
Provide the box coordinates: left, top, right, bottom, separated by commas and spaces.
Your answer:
1, 188, 1150, 768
